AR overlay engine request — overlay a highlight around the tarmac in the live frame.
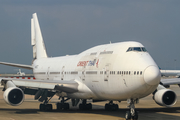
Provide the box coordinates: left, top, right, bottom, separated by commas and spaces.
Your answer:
0, 85, 180, 120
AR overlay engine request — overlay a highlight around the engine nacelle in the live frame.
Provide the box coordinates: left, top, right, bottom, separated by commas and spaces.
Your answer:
3, 87, 24, 106
153, 89, 177, 107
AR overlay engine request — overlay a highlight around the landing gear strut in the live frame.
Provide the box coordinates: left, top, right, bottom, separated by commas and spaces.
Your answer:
56, 97, 70, 110
105, 101, 119, 111
125, 99, 138, 120
79, 99, 92, 110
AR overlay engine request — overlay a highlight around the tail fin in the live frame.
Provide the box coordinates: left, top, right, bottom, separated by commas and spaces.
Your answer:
31, 13, 48, 59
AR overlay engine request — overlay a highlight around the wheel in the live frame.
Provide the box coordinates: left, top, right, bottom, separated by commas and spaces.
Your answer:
40, 104, 52, 111
111, 104, 118, 111
57, 103, 63, 110
125, 111, 131, 120
105, 103, 110, 111
105, 103, 118, 111
115, 104, 119, 110
40, 104, 45, 111
64, 103, 70, 110
87, 103, 92, 110
132, 110, 138, 120
79, 104, 83, 110
46, 104, 52, 111
79, 103, 92, 110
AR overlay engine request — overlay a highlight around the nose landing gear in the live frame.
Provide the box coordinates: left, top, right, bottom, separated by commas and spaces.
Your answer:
125, 99, 138, 120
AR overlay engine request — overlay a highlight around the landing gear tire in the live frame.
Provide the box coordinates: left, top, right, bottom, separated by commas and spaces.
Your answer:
125, 111, 131, 120
40, 104, 44, 111
56, 103, 70, 110
40, 104, 52, 111
105, 103, 118, 111
57, 103, 62, 110
64, 103, 70, 110
132, 110, 138, 120
125, 110, 138, 120
105, 103, 108, 110
79, 104, 83, 110
79, 103, 92, 110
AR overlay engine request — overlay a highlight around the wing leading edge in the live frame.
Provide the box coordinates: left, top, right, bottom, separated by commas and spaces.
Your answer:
161, 78, 180, 86
0, 77, 85, 93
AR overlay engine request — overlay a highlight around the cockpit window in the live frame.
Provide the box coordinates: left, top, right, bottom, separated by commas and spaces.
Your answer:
126, 47, 147, 52
133, 47, 142, 51
141, 47, 147, 52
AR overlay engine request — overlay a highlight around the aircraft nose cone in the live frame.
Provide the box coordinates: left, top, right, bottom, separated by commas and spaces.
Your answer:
144, 66, 161, 86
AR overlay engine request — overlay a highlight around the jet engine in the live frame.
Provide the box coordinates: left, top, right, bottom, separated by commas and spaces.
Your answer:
153, 88, 177, 107
3, 87, 24, 106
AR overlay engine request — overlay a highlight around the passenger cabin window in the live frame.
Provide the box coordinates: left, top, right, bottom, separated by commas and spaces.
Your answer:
126, 47, 147, 52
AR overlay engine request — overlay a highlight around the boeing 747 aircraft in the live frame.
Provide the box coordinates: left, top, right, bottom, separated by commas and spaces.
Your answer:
0, 13, 177, 120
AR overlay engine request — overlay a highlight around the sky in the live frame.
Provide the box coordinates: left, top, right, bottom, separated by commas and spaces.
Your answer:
0, 0, 180, 73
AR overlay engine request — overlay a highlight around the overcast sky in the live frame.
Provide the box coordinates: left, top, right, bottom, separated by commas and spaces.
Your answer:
0, 0, 180, 73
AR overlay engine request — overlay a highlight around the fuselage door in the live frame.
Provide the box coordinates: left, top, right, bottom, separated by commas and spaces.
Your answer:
47, 67, 50, 80
61, 66, 65, 80
82, 67, 85, 81
104, 64, 110, 81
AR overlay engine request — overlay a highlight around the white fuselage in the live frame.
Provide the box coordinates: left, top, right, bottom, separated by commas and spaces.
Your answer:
32, 41, 161, 101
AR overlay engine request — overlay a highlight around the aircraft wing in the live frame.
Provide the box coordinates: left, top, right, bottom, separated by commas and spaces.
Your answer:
161, 78, 180, 87
0, 77, 79, 93
0, 61, 33, 69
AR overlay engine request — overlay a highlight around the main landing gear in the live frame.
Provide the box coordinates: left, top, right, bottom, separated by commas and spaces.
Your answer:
105, 101, 119, 111
39, 98, 53, 111
79, 99, 92, 110
56, 97, 70, 110
39, 96, 70, 111
125, 99, 138, 120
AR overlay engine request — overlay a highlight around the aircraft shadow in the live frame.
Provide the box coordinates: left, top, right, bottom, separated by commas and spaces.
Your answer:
0, 105, 180, 119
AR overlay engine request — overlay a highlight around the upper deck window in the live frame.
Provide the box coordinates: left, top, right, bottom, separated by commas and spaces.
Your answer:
126, 47, 147, 52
